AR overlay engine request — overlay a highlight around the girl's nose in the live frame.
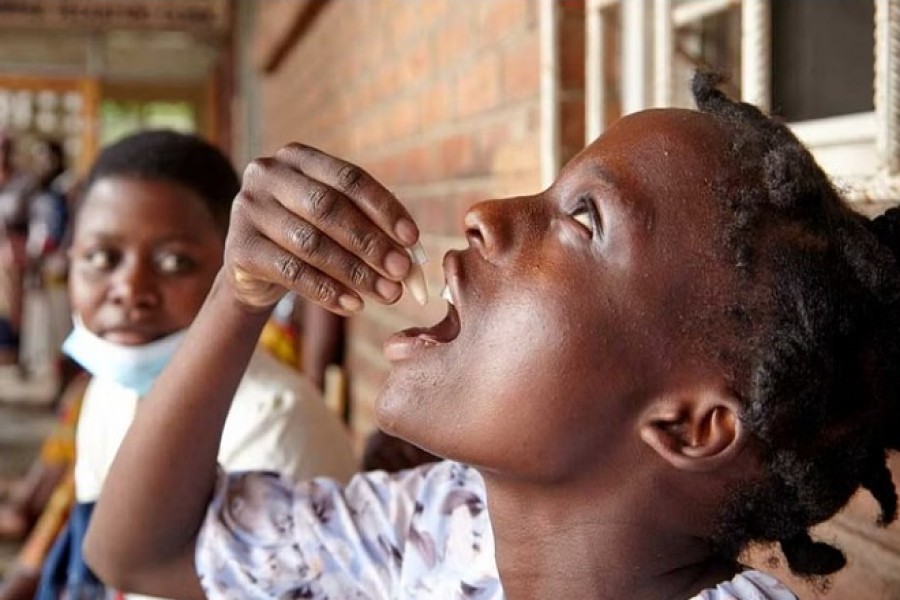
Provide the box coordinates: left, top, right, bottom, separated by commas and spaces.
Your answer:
108, 260, 160, 310
464, 199, 514, 258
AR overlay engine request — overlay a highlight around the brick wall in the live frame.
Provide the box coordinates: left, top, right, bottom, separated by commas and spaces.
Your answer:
254, 0, 586, 437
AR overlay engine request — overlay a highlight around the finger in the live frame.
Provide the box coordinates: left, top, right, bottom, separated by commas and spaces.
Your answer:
239, 190, 403, 304
247, 161, 412, 282
230, 232, 364, 316
273, 144, 420, 246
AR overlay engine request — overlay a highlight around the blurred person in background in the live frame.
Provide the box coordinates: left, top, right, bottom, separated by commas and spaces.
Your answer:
0, 130, 31, 365
19, 138, 73, 379
0, 130, 357, 600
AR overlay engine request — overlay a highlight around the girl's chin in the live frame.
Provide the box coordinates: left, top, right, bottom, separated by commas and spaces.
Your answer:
373, 383, 411, 436
375, 387, 437, 446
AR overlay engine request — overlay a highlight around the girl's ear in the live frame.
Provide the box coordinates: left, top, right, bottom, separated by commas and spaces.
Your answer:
638, 389, 747, 472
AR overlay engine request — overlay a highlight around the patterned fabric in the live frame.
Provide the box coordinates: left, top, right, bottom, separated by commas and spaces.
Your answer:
695, 571, 796, 600
259, 319, 300, 369
16, 375, 89, 573
196, 461, 797, 600
38, 373, 88, 465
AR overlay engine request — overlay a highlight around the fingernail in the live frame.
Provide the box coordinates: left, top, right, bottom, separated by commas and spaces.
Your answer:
395, 218, 419, 245
375, 277, 402, 301
405, 261, 428, 305
338, 294, 363, 312
407, 241, 428, 265
384, 249, 411, 278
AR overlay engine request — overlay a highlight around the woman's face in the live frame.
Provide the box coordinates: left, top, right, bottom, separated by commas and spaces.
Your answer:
69, 176, 225, 345
377, 109, 737, 480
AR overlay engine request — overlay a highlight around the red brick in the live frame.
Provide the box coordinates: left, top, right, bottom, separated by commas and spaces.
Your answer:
386, 0, 420, 48
436, 133, 476, 178
480, 0, 535, 46
501, 34, 540, 102
457, 51, 501, 118
434, 14, 472, 72
420, 80, 455, 128
392, 144, 432, 185
418, 0, 449, 29
370, 64, 395, 105
399, 36, 431, 90
388, 95, 421, 140
477, 119, 513, 164
411, 202, 439, 239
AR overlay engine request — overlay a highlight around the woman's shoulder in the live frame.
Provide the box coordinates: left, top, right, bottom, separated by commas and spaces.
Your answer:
201, 460, 484, 547
196, 461, 498, 599
348, 460, 485, 516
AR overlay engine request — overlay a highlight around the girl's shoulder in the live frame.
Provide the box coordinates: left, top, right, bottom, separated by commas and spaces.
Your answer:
693, 570, 797, 600
196, 461, 499, 599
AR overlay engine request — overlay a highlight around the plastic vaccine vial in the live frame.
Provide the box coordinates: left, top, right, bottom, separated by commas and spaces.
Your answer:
405, 242, 428, 305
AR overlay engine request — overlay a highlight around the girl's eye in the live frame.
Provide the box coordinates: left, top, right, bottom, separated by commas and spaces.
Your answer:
571, 196, 600, 237
81, 248, 119, 272
573, 209, 593, 231
156, 252, 196, 274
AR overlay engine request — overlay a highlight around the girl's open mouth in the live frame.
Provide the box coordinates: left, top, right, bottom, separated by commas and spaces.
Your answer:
383, 263, 463, 362
383, 301, 461, 362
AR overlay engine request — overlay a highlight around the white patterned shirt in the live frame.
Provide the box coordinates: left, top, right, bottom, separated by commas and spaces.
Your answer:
196, 460, 797, 600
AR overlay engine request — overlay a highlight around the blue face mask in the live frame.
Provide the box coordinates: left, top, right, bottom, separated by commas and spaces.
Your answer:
61, 319, 187, 396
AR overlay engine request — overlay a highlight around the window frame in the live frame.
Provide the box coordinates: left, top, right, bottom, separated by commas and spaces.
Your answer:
585, 0, 897, 197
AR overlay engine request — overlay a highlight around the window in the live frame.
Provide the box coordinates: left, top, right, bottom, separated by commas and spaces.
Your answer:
0, 75, 97, 173
584, 0, 890, 183
771, 0, 875, 122
99, 99, 197, 146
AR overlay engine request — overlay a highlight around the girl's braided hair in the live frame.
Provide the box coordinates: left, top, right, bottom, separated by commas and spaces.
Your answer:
693, 72, 900, 576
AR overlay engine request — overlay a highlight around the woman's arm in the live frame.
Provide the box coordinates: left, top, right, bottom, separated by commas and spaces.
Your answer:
83, 144, 419, 598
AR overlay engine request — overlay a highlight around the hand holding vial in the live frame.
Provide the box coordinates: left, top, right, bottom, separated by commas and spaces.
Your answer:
224, 143, 427, 314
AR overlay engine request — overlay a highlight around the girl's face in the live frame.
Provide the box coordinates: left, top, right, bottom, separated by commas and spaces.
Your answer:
378, 109, 737, 481
69, 176, 225, 346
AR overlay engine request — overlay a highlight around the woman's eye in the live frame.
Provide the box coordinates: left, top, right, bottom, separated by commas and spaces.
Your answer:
156, 252, 195, 274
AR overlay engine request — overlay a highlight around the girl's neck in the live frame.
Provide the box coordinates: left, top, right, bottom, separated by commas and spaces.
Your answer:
482, 475, 738, 600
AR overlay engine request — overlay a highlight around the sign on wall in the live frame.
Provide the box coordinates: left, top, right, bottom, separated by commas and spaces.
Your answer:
0, 0, 228, 34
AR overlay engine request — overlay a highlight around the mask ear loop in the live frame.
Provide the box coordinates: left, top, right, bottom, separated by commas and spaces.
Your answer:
404, 242, 429, 305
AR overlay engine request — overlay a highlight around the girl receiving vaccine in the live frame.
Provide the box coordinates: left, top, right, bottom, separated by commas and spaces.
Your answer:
86, 76, 900, 599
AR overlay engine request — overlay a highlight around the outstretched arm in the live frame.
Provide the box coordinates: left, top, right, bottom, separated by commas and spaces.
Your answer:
83, 144, 419, 598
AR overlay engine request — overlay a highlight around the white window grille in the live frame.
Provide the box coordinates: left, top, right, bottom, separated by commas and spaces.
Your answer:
585, 0, 621, 143
585, 0, 897, 203
875, 0, 900, 177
